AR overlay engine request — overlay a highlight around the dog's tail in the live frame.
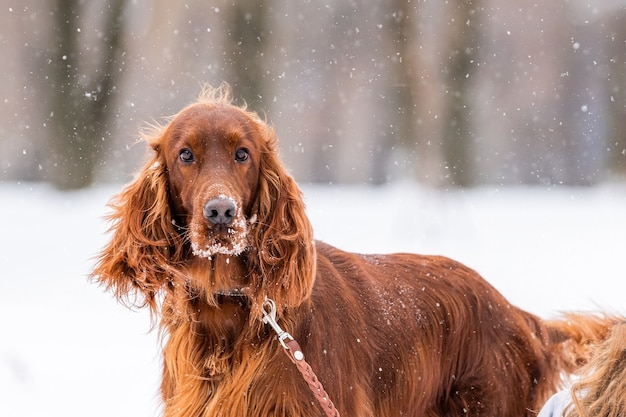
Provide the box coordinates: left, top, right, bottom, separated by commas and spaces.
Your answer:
543, 312, 619, 375
527, 312, 621, 411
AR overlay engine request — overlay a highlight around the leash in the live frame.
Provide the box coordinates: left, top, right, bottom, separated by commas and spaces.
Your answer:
262, 298, 341, 417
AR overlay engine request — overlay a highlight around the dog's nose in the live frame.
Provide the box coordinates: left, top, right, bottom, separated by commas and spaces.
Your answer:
203, 197, 237, 225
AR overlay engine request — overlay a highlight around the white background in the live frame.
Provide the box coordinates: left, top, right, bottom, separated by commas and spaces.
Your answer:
1, 182, 624, 416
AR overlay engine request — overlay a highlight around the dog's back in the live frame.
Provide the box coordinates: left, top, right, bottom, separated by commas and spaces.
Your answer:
304, 242, 618, 417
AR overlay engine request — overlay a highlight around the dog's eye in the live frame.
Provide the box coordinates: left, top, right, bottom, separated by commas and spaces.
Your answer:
234, 148, 249, 162
179, 148, 194, 164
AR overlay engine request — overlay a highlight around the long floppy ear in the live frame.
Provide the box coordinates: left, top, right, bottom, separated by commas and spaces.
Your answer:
251, 123, 316, 310
91, 145, 180, 313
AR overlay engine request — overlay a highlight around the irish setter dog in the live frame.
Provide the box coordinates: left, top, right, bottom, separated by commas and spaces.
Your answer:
92, 84, 618, 417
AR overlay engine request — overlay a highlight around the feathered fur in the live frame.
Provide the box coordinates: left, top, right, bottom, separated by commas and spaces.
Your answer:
92, 83, 622, 417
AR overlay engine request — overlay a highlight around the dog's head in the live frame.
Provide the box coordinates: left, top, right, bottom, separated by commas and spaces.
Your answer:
161, 100, 261, 259
91, 84, 316, 315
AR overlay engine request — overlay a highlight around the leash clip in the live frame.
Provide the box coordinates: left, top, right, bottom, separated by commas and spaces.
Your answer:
262, 298, 294, 350
261, 298, 339, 416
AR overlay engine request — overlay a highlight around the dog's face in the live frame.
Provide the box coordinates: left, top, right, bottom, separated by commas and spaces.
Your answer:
161, 103, 261, 258
92, 85, 314, 314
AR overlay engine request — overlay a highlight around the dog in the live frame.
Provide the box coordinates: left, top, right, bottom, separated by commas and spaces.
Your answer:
92, 83, 618, 417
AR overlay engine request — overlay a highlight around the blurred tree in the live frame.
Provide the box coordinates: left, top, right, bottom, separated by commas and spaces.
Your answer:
385, 0, 419, 183
223, 0, 268, 109
606, 10, 626, 178
385, 0, 447, 186
440, 0, 481, 187
44, 0, 126, 189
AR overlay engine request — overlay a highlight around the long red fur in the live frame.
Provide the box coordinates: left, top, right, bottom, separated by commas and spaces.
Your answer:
92, 83, 621, 417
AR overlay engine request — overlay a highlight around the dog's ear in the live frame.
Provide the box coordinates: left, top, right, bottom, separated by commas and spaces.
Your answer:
250, 124, 316, 310
91, 144, 181, 313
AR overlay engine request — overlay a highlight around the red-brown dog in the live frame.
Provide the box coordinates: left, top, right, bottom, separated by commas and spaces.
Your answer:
93, 84, 617, 417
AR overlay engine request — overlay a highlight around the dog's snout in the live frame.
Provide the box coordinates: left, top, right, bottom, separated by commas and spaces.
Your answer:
203, 197, 237, 225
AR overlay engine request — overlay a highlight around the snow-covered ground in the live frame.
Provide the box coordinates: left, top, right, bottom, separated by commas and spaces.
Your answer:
1, 182, 624, 417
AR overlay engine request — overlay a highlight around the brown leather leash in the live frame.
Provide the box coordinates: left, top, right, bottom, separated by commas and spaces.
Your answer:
262, 298, 340, 417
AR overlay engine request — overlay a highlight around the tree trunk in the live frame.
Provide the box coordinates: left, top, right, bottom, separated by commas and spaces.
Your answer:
440, 0, 480, 187
46, 0, 126, 190
223, 0, 268, 110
